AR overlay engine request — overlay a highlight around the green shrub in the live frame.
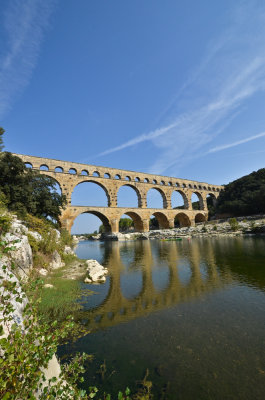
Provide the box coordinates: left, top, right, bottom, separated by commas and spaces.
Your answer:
229, 218, 239, 231
213, 225, 217, 231
0, 214, 12, 236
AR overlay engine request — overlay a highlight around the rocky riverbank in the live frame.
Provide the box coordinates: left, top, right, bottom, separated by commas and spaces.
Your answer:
86, 215, 265, 241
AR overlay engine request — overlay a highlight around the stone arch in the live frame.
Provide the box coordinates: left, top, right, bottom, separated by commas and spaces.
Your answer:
104, 173, 110, 178
206, 192, 217, 207
147, 187, 167, 208
171, 190, 189, 209
195, 213, 206, 223
93, 171, 100, 177
150, 211, 170, 229
125, 176, 131, 181
25, 162, 33, 168
55, 166, 64, 173
40, 173, 63, 194
40, 164, 49, 171
81, 169, 89, 176
71, 180, 110, 206
174, 212, 191, 227
191, 191, 204, 210
117, 184, 142, 208
119, 211, 144, 232
144, 178, 149, 183
73, 210, 111, 233
69, 168, 77, 175
115, 174, 121, 180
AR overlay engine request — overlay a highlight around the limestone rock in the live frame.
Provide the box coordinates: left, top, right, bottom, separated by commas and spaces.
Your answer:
49, 250, 65, 270
85, 259, 108, 283
3, 232, 33, 279
39, 268, 48, 276
28, 231, 42, 241
64, 246, 75, 255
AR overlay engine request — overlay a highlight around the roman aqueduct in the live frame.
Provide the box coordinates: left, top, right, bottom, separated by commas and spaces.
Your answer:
14, 154, 223, 233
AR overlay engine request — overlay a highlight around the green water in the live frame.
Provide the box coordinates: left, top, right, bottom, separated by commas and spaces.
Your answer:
58, 236, 265, 399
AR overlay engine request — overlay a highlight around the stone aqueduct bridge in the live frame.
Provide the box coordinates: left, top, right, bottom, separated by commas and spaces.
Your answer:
14, 154, 223, 233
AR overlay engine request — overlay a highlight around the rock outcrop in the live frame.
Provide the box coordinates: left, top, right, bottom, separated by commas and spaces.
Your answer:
84, 259, 108, 283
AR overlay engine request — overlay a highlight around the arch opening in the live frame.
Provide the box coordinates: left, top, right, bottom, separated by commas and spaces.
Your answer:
55, 166, 63, 173
69, 168, 77, 175
117, 184, 141, 208
81, 170, 89, 176
40, 164, 49, 171
25, 162, 33, 169
147, 188, 167, 209
174, 213, 191, 228
191, 192, 204, 210
119, 214, 134, 233
206, 193, 217, 218
93, 171, 100, 177
120, 211, 144, 232
195, 213, 206, 224
71, 181, 110, 206
71, 211, 111, 235
150, 212, 170, 230
171, 190, 188, 209
104, 173, 110, 179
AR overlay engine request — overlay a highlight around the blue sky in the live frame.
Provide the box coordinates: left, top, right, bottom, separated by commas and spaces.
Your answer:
1, 0, 265, 233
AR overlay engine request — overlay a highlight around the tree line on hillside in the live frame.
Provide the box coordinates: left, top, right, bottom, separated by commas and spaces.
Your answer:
0, 127, 66, 224
216, 168, 265, 217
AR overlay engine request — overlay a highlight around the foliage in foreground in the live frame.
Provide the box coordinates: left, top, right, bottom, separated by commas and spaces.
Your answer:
0, 240, 151, 399
216, 168, 265, 217
0, 151, 66, 223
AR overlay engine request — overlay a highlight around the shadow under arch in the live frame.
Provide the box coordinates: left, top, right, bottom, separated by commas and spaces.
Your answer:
174, 212, 191, 227
117, 183, 142, 208
195, 213, 207, 223
147, 187, 167, 208
71, 179, 110, 206
171, 189, 189, 209
151, 211, 170, 229
119, 210, 144, 232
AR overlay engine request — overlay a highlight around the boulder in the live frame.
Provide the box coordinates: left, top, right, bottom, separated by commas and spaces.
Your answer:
49, 250, 65, 270
39, 268, 48, 276
3, 232, 33, 278
64, 246, 75, 255
85, 259, 108, 283
28, 231, 42, 241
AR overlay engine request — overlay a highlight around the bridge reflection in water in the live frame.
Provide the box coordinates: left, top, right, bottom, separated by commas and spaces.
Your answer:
77, 239, 233, 331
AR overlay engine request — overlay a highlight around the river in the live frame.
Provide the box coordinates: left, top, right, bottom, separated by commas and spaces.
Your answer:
58, 236, 265, 399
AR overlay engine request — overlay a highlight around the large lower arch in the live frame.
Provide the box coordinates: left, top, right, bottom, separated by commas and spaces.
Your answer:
195, 213, 207, 223
150, 212, 170, 229
174, 212, 191, 227
117, 184, 142, 208
147, 187, 167, 209
71, 180, 110, 206
120, 211, 144, 232
72, 210, 111, 233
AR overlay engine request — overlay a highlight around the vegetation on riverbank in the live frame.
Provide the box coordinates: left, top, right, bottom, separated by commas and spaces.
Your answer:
216, 168, 265, 217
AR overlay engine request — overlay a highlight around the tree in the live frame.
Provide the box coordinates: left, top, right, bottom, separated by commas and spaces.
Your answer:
0, 152, 66, 223
216, 168, 265, 216
0, 127, 4, 152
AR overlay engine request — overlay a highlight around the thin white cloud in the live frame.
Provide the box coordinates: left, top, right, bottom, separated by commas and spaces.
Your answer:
208, 131, 265, 153
0, 0, 56, 119
94, 1, 265, 175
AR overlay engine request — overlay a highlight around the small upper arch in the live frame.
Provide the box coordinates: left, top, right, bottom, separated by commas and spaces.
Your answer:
135, 177, 140, 182
125, 176, 131, 181
40, 164, 49, 171
115, 174, 121, 180
25, 162, 33, 169
93, 171, 100, 177
69, 168, 77, 175
55, 166, 64, 173
81, 169, 89, 176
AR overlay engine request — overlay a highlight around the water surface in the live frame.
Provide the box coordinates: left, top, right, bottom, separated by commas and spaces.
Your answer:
59, 237, 265, 399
